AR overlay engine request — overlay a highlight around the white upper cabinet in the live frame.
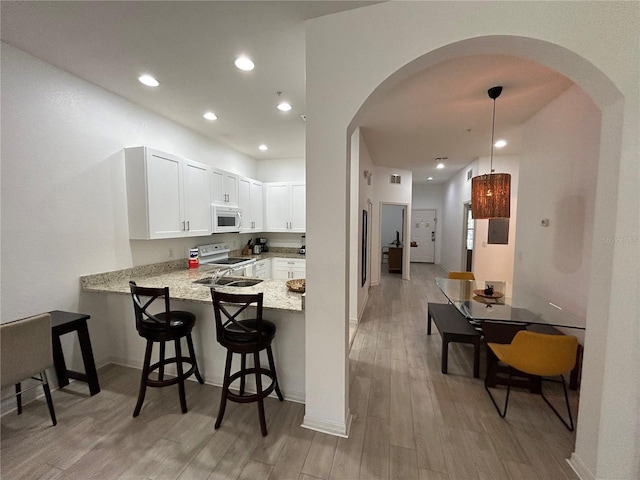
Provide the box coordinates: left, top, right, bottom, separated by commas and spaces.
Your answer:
125, 147, 211, 239
264, 181, 305, 233
238, 177, 264, 233
250, 179, 264, 232
211, 168, 238, 206
182, 158, 212, 236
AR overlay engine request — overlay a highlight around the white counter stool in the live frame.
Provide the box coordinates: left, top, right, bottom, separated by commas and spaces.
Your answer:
210, 290, 284, 436
129, 281, 204, 417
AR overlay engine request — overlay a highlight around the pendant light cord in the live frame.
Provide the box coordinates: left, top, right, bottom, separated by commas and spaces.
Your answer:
490, 97, 496, 173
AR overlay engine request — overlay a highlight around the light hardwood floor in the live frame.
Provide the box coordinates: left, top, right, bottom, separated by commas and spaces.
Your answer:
1, 263, 579, 479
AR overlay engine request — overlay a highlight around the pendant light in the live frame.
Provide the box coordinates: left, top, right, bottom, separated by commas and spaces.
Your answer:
471, 86, 511, 219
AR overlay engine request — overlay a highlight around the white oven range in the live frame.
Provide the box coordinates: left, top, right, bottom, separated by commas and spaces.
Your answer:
196, 243, 255, 272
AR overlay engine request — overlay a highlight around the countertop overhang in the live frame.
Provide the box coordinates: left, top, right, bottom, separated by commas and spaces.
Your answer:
81, 253, 305, 312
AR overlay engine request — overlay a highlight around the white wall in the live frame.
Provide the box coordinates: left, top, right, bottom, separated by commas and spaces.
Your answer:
305, 2, 639, 477
0, 43, 260, 323
372, 166, 413, 285
411, 183, 445, 264
514, 85, 601, 339
440, 158, 476, 273
355, 129, 374, 323
256, 157, 305, 182
437, 153, 519, 289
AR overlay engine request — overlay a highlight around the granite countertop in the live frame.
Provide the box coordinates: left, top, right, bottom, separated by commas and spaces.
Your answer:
81, 253, 305, 313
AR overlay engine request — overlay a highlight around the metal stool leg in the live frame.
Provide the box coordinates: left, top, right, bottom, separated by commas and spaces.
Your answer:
41, 371, 57, 426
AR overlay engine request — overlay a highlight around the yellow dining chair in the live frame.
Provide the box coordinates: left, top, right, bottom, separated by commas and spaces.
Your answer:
484, 330, 578, 430
448, 271, 475, 280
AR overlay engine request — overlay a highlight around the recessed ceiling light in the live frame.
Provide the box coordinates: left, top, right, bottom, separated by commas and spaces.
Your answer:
427, 177, 434, 181
138, 74, 159, 87
436, 163, 445, 169
234, 56, 254, 71
277, 102, 292, 112
494, 139, 507, 148
258, 144, 268, 151
203, 111, 218, 121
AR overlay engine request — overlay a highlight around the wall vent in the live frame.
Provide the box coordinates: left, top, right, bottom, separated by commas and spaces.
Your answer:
467, 169, 473, 181
390, 174, 401, 184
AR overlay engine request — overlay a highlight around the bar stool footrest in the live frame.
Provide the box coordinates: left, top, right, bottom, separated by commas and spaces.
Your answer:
145, 357, 198, 388
225, 367, 277, 403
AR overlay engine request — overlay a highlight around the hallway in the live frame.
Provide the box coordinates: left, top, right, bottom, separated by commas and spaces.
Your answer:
345, 262, 579, 479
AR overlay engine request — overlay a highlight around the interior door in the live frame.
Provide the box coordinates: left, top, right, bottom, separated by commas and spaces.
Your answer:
410, 209, 436, 263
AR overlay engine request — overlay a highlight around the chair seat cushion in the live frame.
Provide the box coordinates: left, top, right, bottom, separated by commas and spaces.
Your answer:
224, 318, 276, 343
138, 310, 196, 337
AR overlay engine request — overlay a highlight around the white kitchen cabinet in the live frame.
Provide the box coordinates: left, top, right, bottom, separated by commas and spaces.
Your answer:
212, 168, 238, 206
264, 181, 305, 232
238, 177, 264, 233
253, 258, 271, 279
125, 146, 211, 239
183, 158, 213, 236
272, 258, 306, 280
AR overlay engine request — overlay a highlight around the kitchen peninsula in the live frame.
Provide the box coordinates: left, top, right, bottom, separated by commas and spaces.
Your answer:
80, 252, 306, 402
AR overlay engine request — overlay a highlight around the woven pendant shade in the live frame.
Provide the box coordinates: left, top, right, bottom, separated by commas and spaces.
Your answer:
471, 85, 511, 219
471, 173, 511, 219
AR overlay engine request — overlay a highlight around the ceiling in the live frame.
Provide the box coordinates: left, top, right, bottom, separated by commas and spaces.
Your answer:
1, 1, 573, 184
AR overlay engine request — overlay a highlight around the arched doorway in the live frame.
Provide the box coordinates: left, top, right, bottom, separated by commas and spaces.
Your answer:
305, 5, 637, 479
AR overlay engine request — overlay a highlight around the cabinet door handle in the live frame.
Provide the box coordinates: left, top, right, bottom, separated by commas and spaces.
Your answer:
186, 220, 190, 231
182, 221, 186, 231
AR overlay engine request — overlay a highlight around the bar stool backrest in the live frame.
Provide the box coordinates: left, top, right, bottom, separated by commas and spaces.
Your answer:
211, 291, 265, 348
129, 281, 172, 331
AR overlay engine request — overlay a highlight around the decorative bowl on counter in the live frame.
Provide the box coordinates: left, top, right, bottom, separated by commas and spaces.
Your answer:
286, 278, 305, 293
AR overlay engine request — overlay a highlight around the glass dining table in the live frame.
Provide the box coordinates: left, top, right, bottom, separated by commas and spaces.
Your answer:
435, 277, 586, 330
435, 277, 585, 390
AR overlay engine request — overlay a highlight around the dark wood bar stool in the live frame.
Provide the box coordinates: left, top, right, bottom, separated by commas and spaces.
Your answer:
129, 281, 204, 417
51, 310, 100, 396
210, 290, 284, 436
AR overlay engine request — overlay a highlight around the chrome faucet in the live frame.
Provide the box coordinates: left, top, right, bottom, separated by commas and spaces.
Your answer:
212, 266, 234, 285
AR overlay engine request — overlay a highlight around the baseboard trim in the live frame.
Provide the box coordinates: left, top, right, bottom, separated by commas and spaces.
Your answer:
567, 453, 595, 480
107, 359, 306, 403
302, 408, 352, 438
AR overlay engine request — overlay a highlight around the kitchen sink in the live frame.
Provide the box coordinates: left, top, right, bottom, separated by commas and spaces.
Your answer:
193, 277, 263, 287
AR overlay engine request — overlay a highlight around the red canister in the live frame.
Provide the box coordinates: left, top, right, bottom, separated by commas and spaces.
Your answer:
188, 248, 199, 269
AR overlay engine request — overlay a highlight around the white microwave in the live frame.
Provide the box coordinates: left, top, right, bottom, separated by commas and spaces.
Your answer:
212, 205, 242, 233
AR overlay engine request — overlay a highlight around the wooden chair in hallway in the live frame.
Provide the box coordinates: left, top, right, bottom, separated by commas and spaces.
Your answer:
129, 281, 204, 417
210, 290, 284, 436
